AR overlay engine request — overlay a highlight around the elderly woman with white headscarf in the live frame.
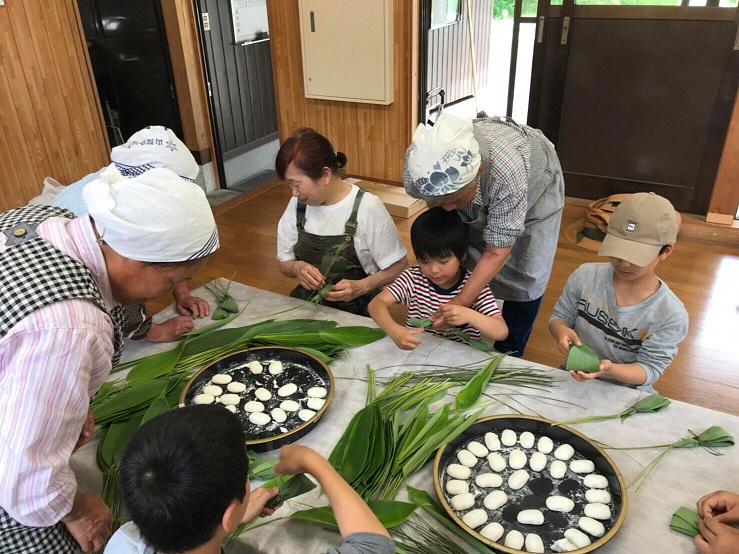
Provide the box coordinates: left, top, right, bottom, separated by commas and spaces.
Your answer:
45, 126, 211, 343
0, 166, 219, 553
403, 113, 565, 357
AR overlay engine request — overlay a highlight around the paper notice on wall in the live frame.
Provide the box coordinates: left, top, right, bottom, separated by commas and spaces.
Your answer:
231, 0, 269, 45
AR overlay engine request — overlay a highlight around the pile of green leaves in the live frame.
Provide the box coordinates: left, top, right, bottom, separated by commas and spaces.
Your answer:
328, 358, 499, 502
670, 506, 701, 537
203, 276, 240, 320
554, 393, 671, 426
92, 315, 386, 542
604, 426, 735, 491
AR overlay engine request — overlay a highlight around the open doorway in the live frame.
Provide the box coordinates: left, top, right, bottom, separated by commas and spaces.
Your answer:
193, 0, 279, 193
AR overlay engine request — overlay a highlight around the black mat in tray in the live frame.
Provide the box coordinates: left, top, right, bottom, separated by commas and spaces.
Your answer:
434, 415, 627, 553
180, 347, 334, 452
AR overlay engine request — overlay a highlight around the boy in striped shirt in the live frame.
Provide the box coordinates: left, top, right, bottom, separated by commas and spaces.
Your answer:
369, 208, 508, 350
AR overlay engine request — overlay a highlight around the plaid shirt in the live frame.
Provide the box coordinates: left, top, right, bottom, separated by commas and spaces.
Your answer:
460, 117, 530, 248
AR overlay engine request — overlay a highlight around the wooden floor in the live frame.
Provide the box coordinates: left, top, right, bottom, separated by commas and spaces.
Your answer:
150, 180, 739, 416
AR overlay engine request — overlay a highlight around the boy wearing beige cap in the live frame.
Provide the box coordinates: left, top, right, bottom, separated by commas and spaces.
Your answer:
549, 192, 688, 392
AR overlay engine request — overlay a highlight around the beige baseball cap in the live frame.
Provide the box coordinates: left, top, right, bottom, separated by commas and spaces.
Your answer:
598, 192, 677, 266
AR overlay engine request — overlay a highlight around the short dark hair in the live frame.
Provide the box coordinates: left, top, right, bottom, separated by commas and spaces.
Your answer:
119, 405, 248, 553
410, 207, 469, 262
275, 127, 348, 181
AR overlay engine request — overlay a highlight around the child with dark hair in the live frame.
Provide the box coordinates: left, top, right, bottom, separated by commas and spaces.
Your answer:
105, 405, 394, 554
276, 127, 408, 316
369, 207, 508, 350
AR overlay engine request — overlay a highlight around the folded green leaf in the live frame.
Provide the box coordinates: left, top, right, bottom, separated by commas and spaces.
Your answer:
211, 305, 229, 320
554, 393, 671, 426
670, 506, 701, 537
566, 343, 600, 373
220, 297, 239, 314
262, 473, 316, 508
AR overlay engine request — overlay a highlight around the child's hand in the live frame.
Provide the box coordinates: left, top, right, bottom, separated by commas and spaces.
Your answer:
295, 262, 326, 290
274, 444, 321, 476
390, 326, 424, 350
240, 486, 279, 523
697, 490, 739, 523
554, 327, 582, 356
569, 359, 611, 382
439, 303, 474, 327
694, 516, 739, 554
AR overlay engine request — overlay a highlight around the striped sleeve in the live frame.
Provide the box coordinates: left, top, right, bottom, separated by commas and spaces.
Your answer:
471, 286, 501, 317
0, 301, 114, 526
385, 268, 416, 305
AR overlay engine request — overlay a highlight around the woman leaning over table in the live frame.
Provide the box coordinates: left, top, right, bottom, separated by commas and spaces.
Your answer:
276, 128, 408, 316
0, 166, 219, 553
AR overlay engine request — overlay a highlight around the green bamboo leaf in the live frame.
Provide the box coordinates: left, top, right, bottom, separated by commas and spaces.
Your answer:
318, 326, 386, 347
248, 451, 279, 480
402, 408, 485, 477
290, 500, 416, 529
670, 506, 701, 537
455, 355, 502, 411
140, 394, 169, 425
111, 415, 143, 465
94, 379, 169, 425
407, 318, 432, 329
180, 312, 240, 338
126, 340, 187, 385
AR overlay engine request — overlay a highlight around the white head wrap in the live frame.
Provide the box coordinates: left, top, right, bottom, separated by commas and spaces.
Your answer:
404, 113, 481, 198
83, 166, 219, 262
111, 126, 199, 182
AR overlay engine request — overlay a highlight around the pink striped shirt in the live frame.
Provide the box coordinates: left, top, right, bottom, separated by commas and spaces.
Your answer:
386, 266, 501, 341
0, 215, 116, 527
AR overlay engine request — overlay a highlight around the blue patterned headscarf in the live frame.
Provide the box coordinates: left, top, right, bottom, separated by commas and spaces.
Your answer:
404, 113, 481, 198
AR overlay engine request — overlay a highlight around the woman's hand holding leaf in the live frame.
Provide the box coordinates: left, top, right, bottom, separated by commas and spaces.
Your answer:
295, 261, 326, 290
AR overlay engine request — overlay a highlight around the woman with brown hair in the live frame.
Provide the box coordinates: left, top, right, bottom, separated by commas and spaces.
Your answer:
276, 128, 407, 316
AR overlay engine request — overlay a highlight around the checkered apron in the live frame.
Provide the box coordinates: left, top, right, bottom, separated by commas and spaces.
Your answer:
0, 205, 124, 553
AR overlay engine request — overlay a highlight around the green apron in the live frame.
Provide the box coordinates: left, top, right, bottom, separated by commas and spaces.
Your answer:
290, 188, 377, 316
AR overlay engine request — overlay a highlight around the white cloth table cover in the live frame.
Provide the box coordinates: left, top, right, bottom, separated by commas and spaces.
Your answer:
70, 282, 739, 554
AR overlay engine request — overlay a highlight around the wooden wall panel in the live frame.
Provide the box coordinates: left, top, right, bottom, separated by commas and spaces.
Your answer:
427, 0, 492, 106
0, 0, 108, 212
267, 0, 418, 185
707, 92, 739, 224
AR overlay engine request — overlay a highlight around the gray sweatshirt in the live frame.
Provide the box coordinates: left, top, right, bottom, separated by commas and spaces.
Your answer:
550, 263, 688, 392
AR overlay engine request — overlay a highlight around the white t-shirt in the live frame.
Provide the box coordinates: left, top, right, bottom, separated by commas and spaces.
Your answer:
276, 184, 406, 275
